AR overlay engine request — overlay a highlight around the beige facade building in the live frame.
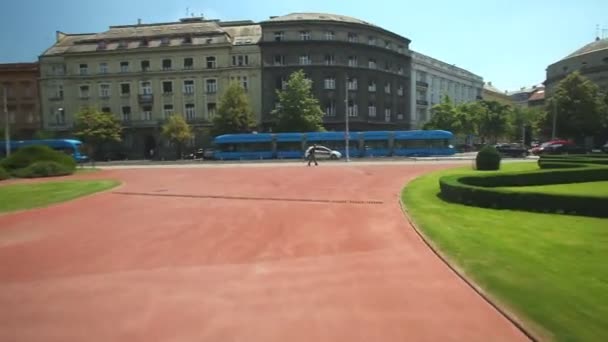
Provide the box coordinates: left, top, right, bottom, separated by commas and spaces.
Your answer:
39, 18, 261, 159
482, 82, 513, 106
0, 63, 41, 139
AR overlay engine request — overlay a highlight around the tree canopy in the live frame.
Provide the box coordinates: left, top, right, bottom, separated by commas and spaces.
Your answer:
212, 82, 256, 136
271, 70, 324, 132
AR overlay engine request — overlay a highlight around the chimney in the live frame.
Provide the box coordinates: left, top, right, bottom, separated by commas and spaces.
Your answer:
137, 18, 142, 25
488, 81, 492, 86
596, 36, 601, 41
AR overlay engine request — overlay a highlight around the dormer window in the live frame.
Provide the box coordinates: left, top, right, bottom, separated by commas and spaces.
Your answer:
206, 38, 213, 44
140, 39, 149, 47
161, 37, 170, 45
118, 41, 128, 49
183, 36, 192, 44
97, 41, 107, 50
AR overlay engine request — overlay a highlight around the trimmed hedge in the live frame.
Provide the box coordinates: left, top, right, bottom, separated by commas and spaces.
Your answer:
0, 145, 76, 176
13, 161, 74, 178
0, 166, 9, 181
476, 146, 501, 171
439, 156, 608, 217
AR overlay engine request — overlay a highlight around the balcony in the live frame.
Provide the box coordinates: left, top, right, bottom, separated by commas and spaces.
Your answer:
416, 100, 429, 106
416, 81, 429, 88
138, 94, 154, 104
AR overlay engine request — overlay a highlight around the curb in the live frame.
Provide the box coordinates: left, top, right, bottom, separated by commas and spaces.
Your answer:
398, 197, 539, 342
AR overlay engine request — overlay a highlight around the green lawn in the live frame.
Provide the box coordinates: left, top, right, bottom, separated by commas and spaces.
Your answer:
0, 180, 119, 213
402, 163, 608, 342
500, 181, 608, 197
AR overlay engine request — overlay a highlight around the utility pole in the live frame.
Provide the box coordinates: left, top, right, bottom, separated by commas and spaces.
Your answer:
344, 74, 350, 162
3, 86, 10, 157
551, 99, 557, 140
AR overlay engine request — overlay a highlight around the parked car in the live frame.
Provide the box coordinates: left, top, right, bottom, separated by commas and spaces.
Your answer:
203, 148, 215, 160
533, 141, 587, 155
495, 143, 528, 158
529, 140, 571, 155
305, 145, 342, 160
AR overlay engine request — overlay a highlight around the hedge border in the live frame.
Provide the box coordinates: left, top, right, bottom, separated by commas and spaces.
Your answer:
439, 158, 608, 218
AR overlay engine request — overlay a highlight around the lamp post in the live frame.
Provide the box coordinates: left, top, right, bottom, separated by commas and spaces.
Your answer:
3, 86, 10, 157
344, 74, 350, 162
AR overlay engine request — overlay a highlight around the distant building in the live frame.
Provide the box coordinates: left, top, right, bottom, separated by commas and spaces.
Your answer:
38, 17, 262, 159
507, 84, 545, 108
0, 63, 41, 139
481, 82, 512, 105
545, 37, 608, 95
411, 52, 483, 128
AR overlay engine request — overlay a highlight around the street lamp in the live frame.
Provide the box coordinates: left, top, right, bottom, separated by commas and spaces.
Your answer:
344, 74, 350, 162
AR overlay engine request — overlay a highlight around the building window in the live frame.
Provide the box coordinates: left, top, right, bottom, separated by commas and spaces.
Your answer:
161, 37, 170, 45
141, 60, 150, 72
368, 59, 377, 69
384, 82, 391, 94
325, 100, 336, 117
347, 100, 358, 117
185, 103, 196, 120
274, 31, 284, 41
55, 84, 64, 99
121, 106, 131, 121
324, 77, 336, 90
299, 55, 311, 65
232, 55, 249, 66
300, 31, 311, 40
384, 108, 391, 122
231, 76, 248, 90
120, 61, 129, 72
398, 85, 404, 96
120, 83, 130, 96
206, 56, 216, 69
385, 61, 391, 71
99, 62, 108, 74
276, 76, 288, 90
368, 81, 376, 92
325, 31, 334, 40
206, 79, 217, 94
139, 106, 150, 121
274, 55, 285, 66
79, 85, 90, 98
184, 57, 194, 70
51, 64, 65, 76
103, 106, 113, 113
140, 81, 152, 95
385, 40, 391, 49
368, 102, 377, 117
97, 41, 107, 50
398, 66, 404, 75
183, 80, 195, 94
324, 54, 335, 65
348, 32, 358, 43
163, 104, 173, 118
79, 64, 88, 75
348, 56, 358, 67
99, 84, 111, 98
398, 45, 404, 53
207, 103, 217, 118
368, 36, 376, 45
347, 77, 358, 90
162, 59, 172, 71
183, 36, 192, 44
163, 81, 173, 94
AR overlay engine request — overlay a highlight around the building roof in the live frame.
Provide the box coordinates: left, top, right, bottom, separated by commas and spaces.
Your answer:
0, 62, 39, 71
528, 88, 545, 102
264, 13, 376, 27
563, 37, 608, 60
413, 51, 483, 82
483, 82, 505, 94
41, 19, 261, 56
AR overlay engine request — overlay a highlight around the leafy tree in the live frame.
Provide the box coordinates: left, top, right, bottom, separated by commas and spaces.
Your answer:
540, 72, 607, 141
162, 114, 193, 159
73, 107, 122, 164
423, 96, 462, 134
212, 82, 256, 136
474, 100, 512, 143
271, 70, 324, 132
508, 106, 543, 143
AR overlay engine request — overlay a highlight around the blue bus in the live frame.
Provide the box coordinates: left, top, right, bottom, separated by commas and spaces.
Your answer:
0, 139, 89, 162
213, 130, 454, 160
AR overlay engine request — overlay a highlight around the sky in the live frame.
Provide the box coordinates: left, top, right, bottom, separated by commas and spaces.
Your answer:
1, 0, 607, 91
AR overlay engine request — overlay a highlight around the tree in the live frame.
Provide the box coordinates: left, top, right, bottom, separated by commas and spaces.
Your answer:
271, 70, 324, 132
73, 107, 122, 164
423, 96, 462, 134
474, 100, 511, 143
540, 72, 606, 141
508, 106, 543, 144
212, 82, 256, 136
161, 114, 193, 159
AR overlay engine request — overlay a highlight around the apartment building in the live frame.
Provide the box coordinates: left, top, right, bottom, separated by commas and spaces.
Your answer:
0, 63, 41, 139
410, 52, 483, 128
39, 18, 261, 159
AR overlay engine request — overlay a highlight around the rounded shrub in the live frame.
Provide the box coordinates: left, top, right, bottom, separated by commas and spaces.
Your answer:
476, 145, 501, 171
0, 145, 76, 174
0, 166, 9, 181
13, 161, 74, 178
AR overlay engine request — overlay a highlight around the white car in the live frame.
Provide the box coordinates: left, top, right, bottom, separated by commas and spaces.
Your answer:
305, 145, 342, 160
